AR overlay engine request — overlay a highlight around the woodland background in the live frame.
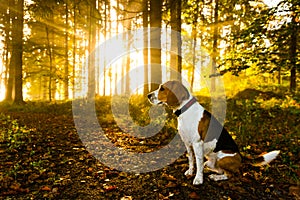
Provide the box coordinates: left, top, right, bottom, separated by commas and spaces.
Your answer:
0, 0, 299, 102
0, 0, 299, 199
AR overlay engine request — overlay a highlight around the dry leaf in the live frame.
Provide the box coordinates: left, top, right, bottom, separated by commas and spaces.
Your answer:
289, 186, 300, 199
40, 185, 51, 191
189, 192, 200, 199
120, 196, 133, 200
165, 181, 177, 188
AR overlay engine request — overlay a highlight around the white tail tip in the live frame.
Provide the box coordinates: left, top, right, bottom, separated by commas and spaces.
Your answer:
262, 150, 280, 165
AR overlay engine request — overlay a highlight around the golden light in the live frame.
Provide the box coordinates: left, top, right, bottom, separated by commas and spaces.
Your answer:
263, 0, 282, 8
0, 41, 5, 101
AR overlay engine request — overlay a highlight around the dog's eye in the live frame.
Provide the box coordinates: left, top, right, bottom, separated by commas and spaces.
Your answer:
159, 86, 165, 91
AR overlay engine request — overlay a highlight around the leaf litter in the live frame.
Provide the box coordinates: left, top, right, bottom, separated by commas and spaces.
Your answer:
0, 96, 299, 199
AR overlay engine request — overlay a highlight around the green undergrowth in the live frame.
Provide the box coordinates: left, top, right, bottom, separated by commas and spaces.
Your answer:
0, 101, 72, 115
0, 88, 299, 183
225, 91, 299, 183
0, 114, 33, 151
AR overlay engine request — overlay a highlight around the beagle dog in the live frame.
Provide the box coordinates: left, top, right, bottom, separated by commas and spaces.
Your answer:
148, 80, 280, 185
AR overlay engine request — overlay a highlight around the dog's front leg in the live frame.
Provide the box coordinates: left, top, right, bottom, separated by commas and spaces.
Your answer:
192, 140, 204, 185
184, 144, 194, 176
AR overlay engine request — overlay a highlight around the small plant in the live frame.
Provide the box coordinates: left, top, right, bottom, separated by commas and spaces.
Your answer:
7, 163, 21, 180
30, 159, 46, 174
0, 113, 31, 151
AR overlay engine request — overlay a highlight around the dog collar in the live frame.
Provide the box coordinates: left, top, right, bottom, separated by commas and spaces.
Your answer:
174, 97, 197, 117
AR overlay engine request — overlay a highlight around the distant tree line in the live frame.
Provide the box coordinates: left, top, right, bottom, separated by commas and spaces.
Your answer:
0, 0, 298, 103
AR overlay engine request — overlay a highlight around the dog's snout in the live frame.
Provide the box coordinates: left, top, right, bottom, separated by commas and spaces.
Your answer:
147, 93, 153, 99
148, 91, 161, 105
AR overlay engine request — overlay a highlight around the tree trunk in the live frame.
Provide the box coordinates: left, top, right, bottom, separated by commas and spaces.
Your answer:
64, 0, 69, 100
143, 0, 149, 96
4, 0, 13, 102
6, 63, 14, 102
11, 0, 24, 104
87, 0, 97, 100
289, 12, 297, 93
191, 2, 199, 93
277, 66, 281, 85
150, 0, 162, 91
72, 3, 77, 99
170, 0, 182, 81
96, 3, 101, 96
45, 25, 53, 101
191, 35, 196, 92
103, 0, 107, 96
125, 32, 131, 95
115, 0, 120, 95
211, 0, 219, 92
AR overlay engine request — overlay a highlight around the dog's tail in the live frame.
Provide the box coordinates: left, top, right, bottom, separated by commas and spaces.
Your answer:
245, 150, 280, 166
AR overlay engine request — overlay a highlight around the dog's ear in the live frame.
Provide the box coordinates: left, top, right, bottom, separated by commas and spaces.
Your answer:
164, 81, 190, 107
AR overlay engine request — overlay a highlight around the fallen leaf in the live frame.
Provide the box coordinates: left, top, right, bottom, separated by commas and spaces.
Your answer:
289, 186, 300, 199
40, 186, 51, 191
10, 182, 21, 191
5, 162, 13, 165
165, 181, 177, 188
120, 196, 133, 200
104, 185, 117, 191
158, 194, 165, 199
162, 173, 177, 181
189, 192, 200, 199
87, 167, 93, 173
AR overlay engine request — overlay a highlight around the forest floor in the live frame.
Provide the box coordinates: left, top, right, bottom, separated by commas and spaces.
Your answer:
0, 89, 299, 199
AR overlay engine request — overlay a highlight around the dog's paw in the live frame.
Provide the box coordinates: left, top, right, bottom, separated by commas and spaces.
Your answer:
208, 174, 228, 181
193, 176, 203, 185
184, 168, 194, 176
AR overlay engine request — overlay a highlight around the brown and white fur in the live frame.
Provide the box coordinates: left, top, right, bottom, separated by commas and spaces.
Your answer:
148, 80, 280, 185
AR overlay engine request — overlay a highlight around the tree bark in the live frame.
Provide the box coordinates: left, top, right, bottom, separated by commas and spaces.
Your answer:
4, 0, 13, 102
191, 2, 199, 93
64, 0, 69, 100
170, 0, 182, 81
125, 32, 131, 95
11, 0, 24, 104
289, 12, 297, 93
87, 0, 97, 100
45, 25, 53, 101
115, 0, 120, 95
211, 0, 219, 92
143, 0, 149, 96
150, 0, 162, 91
72, 3, 77, 99
103, 0, 107, 96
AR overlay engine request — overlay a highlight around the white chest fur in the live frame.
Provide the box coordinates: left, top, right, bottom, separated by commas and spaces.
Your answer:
177, 102, 217, 156
177, 102, 204, 144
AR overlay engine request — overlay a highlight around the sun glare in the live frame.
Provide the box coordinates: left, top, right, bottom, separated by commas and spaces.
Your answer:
0, 84, 5, 101
0, 40, 5, 101
263, 0, 282, 8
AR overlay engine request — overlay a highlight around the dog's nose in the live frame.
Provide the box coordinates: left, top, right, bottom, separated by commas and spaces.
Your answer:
147, 93, 153, 99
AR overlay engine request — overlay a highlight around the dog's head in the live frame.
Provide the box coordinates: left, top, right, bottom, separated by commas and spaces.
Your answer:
147, 81, 190, 108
